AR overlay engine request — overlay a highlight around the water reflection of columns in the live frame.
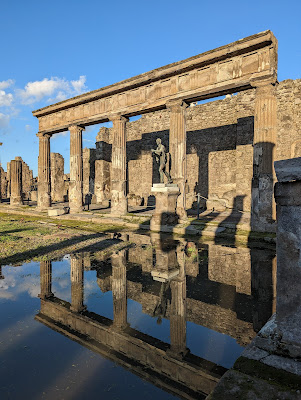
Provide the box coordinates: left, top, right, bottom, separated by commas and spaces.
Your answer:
111, 250, 127, 329
0, 266, 4, 280
70, 254, 85, 313
39, 260, 53, 299
169, 244, 187, 358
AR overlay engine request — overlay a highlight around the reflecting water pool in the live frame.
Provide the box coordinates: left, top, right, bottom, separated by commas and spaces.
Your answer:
0, 232, 276, 399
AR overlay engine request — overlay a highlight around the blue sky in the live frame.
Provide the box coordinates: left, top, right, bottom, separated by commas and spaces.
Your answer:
0, 0, 300, 176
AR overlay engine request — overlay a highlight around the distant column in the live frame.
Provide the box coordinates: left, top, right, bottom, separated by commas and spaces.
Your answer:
10, 157, 23, 206
110, 115, 128, 215
111, 250, 127, 329
251, 80, 277, 231
167, 100, 188, 220
69, 125, 84, 213
39, 260, 53, 298
37, 132, 51, 209
70, 253, 85, 313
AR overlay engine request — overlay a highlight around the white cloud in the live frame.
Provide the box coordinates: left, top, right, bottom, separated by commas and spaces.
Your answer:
16, 75, 88, 105
25, 124, 32, 132
0, 113, 10, 129
0, 90, 13, 107
0, 79, 14, 90
71, 75, 87, 94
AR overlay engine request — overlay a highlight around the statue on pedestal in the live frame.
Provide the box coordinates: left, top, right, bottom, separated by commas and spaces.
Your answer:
151, 138, 173, 184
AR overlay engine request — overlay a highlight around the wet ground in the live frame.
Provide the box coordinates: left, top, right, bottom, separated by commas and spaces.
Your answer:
0, 232, 276, 399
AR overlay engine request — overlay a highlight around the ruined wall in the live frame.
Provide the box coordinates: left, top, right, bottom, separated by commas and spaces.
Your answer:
83, 147, 102, 203
93, 79, 301, 213
50, 153, 65, 202
0, 166, 8, 199
6, 157, 33, 200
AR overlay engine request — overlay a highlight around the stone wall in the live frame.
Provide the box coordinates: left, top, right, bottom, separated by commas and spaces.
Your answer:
94, 79, 301, 213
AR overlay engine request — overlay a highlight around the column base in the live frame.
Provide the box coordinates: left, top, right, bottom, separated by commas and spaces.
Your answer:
111, 191, 128, 216
150, 184, 180, 232
10, 197, 23, 206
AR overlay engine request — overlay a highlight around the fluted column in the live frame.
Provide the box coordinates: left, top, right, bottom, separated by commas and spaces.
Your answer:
110, 115, 128, 215
69, 125, 84, 213
70, 253, 85, 313
37, 133, 51, 209
10, 157, 23, 206
251, 80, 277, 231
169, 244, 187, 357
39, 260, 53, 298
111, 250, 127, 329
167, 100, 188, 220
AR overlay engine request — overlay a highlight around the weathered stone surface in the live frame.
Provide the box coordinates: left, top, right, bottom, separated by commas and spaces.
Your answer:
69, 125, 84, 213
50, 153, 65, 202
150, 184, 180, 231
274, 157, 301, 183
47, 207, 68, 216
10, 158, 23, 206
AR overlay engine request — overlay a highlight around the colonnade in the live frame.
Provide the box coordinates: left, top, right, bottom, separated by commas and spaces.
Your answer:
37, 84, 277, 228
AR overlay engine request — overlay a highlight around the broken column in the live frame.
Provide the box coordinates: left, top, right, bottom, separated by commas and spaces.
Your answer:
51, 153, 65, 202
272, 157, 301, 354
10, 157, 23, 206
110, 115, 128, 215
95, 128, 111, 204
37, 133, 51, 209
39, 260, 53, 299
69, 125, 84, 213
70, 253, 85, 313
167, 99, 188, 220
251, 79, 277, 232
111, 249, 128, 329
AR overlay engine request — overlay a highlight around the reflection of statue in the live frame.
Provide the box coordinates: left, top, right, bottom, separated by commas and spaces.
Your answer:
151, 138, 173, 184
152, 281, 170, 324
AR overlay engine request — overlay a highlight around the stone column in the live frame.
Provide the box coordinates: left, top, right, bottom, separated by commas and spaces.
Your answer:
169, 244, 187, 358
111, 250, 127, 329
10, 158, 23, 206
167, 100, 188, 220
110, 115, 128, 215
69, 125, 84, 213
251, 80, 277, 231
70, 253, 85, 313
7, 162, 11, 198
37, 133, 51, 209
39, 260, 53, 299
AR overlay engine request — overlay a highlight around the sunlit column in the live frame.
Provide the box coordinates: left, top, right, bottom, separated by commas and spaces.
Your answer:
110, 114, 128, 215
167, 100, 188, 220
69, 125, 84, 213
111, 249, 127, 329
251, 80, 277, 230
10, 157, 23, 206
37, 133, 51, 209
70, 253, 85, 312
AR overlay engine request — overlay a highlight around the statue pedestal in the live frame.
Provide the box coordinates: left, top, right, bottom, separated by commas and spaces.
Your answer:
150, 184, 180, 232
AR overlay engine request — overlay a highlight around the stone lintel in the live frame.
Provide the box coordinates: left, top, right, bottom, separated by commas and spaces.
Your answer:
274, 157, 301, 183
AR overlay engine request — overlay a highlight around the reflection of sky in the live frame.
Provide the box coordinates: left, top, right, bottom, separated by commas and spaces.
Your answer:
0, 259, 177, 400
186, 321, 244, 368
127, 299, 171, 343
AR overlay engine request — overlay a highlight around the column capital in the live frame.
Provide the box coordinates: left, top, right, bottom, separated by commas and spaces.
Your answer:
69, 125, 85, 135
36, 132, 52, 139
250, 75, 277, 88
109, 113, 129, 123
166, 99, 188, 111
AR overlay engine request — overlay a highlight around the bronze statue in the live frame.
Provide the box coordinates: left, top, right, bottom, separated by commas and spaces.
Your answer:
151, 138, 173, 184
